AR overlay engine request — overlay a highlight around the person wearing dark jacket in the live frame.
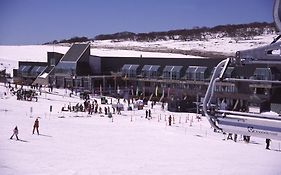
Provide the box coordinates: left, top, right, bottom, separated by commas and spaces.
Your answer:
168, 115, 172, 126
10, 126, 19, 140
33, 118, 39, 135
145, 110, 148, 118
266, 138, 271, 150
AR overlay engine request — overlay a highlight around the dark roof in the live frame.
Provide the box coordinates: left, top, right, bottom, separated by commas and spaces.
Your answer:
195, 66, 208, 74
163, 65, 183, 72
19, 65, 32, 73
210, 66, 234, 78
30, 66, 46, 74
61, 44, 89, 62
121, 64, 139, 71
186, 66, 197, 73
121, 64, 131, 71
142, 65, 160, 71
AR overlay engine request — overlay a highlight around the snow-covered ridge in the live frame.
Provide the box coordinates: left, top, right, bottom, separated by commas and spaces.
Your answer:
91, 34, 276, 57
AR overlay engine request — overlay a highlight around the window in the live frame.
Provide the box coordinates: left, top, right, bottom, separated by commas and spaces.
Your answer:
253, 68, 272, 80
50, 58, 56, 66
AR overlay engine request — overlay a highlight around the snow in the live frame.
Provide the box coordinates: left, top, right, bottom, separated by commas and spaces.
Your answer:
1, 34, 281, 174
0, 84, 281, 175
91, 34, 276, 55
91, 48, 198, 58
39, 73, 48, 79
0, 45, 69, 76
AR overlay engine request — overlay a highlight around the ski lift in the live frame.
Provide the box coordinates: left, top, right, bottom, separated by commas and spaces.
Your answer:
203, 0, 281, 141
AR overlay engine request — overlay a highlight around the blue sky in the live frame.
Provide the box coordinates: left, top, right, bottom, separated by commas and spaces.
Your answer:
0, 0, 274, 45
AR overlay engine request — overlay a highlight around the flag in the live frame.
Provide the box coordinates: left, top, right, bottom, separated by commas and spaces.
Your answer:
168, 87, 170, 98
100, 84, 102, 96
117, 85, 120, 94
155, 86, 158, 97
136, 86, 139, 96
159, 88, 165, 102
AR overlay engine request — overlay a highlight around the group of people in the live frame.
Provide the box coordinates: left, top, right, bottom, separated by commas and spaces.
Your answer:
225, 132, 272, 149
62, 99, 124, 117
10, 118, 40, 141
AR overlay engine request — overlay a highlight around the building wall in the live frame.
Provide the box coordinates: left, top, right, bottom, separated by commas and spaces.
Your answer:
89, 56, 101, 75
47, 52, 64, 66
77, 46, 91, 76
100, 57, 224, 75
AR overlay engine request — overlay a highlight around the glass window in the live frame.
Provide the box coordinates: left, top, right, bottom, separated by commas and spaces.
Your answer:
54, 62, 76, 75
253, 68, 272, 80
186, 66, 197, 80
50, 58, 56, 66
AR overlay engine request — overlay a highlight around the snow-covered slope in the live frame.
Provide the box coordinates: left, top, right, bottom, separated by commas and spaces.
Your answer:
0, 84, 281, 175
91, 34, 276, 56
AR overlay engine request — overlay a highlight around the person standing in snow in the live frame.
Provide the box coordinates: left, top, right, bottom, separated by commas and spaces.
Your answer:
148, 109, 151, 119
265, 138, 271, 150
145, 110, 148, 118
33, 118, 40, 135
168, 115, 172, 126
10, 126, 19, 140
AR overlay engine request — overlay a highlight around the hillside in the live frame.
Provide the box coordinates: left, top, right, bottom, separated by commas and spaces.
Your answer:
45, 22, 277, 58
94, 22, 275, 42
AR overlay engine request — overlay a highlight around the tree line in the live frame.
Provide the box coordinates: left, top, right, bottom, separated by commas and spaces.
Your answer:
44, 22, 276, 44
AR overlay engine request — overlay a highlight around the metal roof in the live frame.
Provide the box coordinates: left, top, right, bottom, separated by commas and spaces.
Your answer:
195, 66, 207, 73
163, 65, 183, 72
19, 65, 32, 72
142, 65, 160, 71
121, 64, 139, 71
61, 44, 89, 62
210, 67, 234, 77
186, 66, 207, 73
186, 66, 197, 73
30, 66, 46, 74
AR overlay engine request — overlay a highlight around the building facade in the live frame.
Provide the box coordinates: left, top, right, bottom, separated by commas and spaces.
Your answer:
13, 43, 281, 114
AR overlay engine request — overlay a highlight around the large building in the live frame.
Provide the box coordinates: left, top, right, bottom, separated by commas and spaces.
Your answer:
13, 43, 281, 114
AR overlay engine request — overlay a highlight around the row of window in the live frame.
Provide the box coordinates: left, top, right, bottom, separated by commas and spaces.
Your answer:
18, 65, 47, 77
121, 64, 277, 81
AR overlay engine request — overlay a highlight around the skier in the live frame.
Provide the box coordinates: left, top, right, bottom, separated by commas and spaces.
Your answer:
233, 134, 238, 142
168, 115, 172, 126
145, 110, 148, 118
104, 107, 108, 115
33, 118, 39, 135
10, 126, 19, 140
265, 138, 271, 150
148, 109, 151, 119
